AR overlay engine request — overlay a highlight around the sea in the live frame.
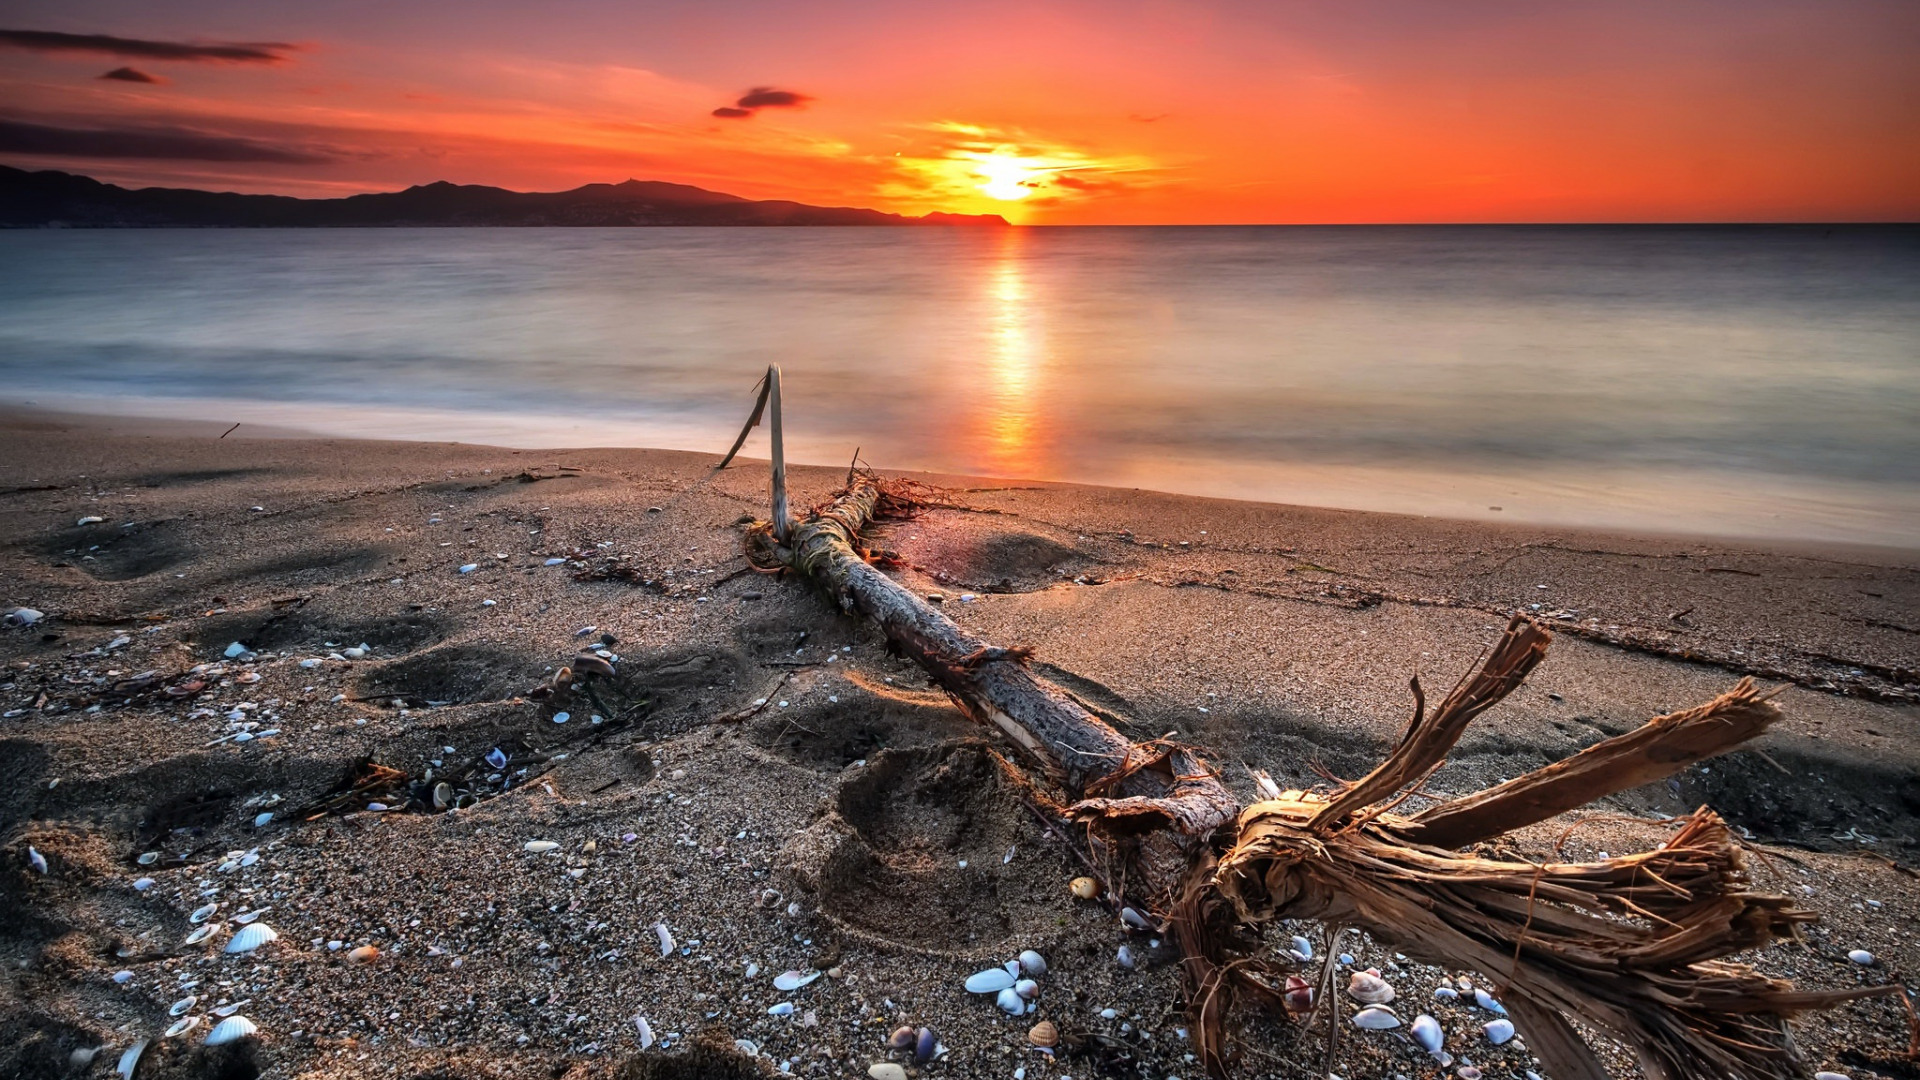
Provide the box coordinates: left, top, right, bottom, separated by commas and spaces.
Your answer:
1, 225, 1915, 547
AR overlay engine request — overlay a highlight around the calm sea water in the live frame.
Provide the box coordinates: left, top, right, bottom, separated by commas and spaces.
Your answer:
1, 226, 1915, 546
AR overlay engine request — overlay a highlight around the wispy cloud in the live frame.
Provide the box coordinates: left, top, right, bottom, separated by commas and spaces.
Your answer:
0, 119, 331, 163
712, 85, 812, 119
98, 66, 162, 84
0, 29, 294, 64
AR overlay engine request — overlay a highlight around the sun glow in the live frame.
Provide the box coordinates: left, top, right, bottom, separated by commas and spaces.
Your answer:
971, 151, 1045, 201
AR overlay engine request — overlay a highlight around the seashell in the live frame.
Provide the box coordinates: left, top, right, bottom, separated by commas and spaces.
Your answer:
485, 748, 509, 770
212, 1001, 250, 1017
552, 712, 570, 724
432, 782, 453, 810
1069, 876, 1099, 900
1484, 1018, 1515, 1044
5, 607, 45, 627
995, 986, 1026, 1015
652, 922, 675, 957
1347, 970, 1396, 1004
169, 996, 197, 1016
163, 1017, 200, 1039
203, 1015, 258, 1046
1116, 944, 1135, 969
347, 945, 379, 964
768, 1002, 794, 1016
1434, 986, 1459, 1000
573, 653, 616, 679
78, 516, 105, 525
1120, 906, 1151, 930
116, 1040, 148, 1079
225, 923, 279, 954
1473, 988, 1506, 1015
1028, 1020, 1059, 1048
773, 969, 819, 992
190, 903, 218, 924
887, 1026, 915, 1050
1458, 1068, 1483, 1080
112, 970, 133, 984
252, 813, 273, 829
137, 851, 160, 866
1351, 1006, 1400, 1030
1411, 1013, 1444, 1054
132, 876, 155, 891
28, 846, 49, 874
633, 1015, 654, 1050
1847, 949, 1875, 966
965, 968, 1016, 994
1015, 978, 1039, 1000
868, 1065, 908, 1080
1288, 934, 1313, 962
1283, 975, 1314, 1013
914, 1026, 936, 1063
184, 923, 221, 946
524, 841, 560, 854
1018, 949, 1047, 976
1004, 959, 1022, 977
1814, 1074, 1850, 1080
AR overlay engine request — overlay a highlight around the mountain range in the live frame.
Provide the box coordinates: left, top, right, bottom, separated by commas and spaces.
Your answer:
0, 166, 1010, 228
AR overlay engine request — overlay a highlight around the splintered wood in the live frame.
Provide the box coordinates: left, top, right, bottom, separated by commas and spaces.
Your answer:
750, 473, 1900, 1080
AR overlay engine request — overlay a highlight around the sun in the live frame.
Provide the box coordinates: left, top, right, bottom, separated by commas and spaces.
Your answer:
972, 152, 1043, 201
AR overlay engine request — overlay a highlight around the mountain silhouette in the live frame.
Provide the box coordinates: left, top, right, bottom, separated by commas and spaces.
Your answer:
0, 167, 1011, 227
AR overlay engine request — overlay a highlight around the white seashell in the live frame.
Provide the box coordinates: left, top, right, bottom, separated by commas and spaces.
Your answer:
1814, 1072, 1852, 1080
773, 969, 820, 992
169, 995, 197, 1016
1018, 949, 1047, 976
203, 1015, 258, 1046
1289, 935, 1314, 962
652, 922, 675, 957
768, 1002, 794, 1016
5, 607, 45, 627
190, 903, 218, 924
552, 711, 570, 724
225, 923, 279, 954
965, 968, 1016, 994
253, 813, 273, 829
1347, 970, 1396, 1004
1411, 1013, 1444, 1054
28, 846, 49, 873
1004, 959, 1022, 977
486, 748, 509, 770
458, 563, 479, 574
1120, 906, 1151, 929
137, 852, 160, 866
1015, 978, 1039, 1000
1434, 986, 1459, 1000
78, 516, 104, 525
132, 877, 155, 891
634, 1015, 654, 1049
432, 782, 453, 810
1485, 1018, 1515, 1044
1351, 1006, 1400, 1030
184, 923, 221, 945
223, 642, 249, 658
524, 841, 560, 854
1474, 988, 1506, 1014
1847, 949, 1875, 966
112, 970, 133, 984
995, 986, 1026, 1015
1116, 944, 1135, 969
116, 1040, 148, 1079
233, 908, 265, 925
164, 1017, 200, 1038
212, 1001, 250, 1017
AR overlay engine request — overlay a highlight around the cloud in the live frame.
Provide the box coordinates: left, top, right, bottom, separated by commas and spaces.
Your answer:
98, 66, 161, 84
0, 119, 331, 163
710, 86, 811, 119
735, 87, 809, 110
0, 29, 293, 63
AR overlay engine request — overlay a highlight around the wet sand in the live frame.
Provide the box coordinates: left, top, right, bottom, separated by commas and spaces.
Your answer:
1, 409, 1915, 1080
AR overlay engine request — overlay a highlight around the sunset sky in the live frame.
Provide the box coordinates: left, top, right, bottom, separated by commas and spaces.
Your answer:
1, 0, 1915, 224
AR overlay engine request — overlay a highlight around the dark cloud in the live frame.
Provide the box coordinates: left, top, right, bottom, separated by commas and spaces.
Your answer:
710, 106, 753, 119
735, 87, 809, 109
0, 119, 330, 163
0, 29, 292, 63
98, 66, 161, 83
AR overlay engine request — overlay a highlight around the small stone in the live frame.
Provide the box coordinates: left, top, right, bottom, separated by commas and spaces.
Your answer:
867, 1065, 907, 1080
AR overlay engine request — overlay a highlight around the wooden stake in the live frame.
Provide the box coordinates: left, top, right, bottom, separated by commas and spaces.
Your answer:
768, 365, 789, 543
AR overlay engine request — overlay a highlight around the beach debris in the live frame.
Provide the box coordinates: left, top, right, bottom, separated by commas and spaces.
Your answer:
1411, 1014, 1444, 1055
915, 1026, 938, 1063
632, 1015, 655, 1050
225, 923, 279, 954
1282, 975, 1314, 1013
773, 969, 820, 992
1485, 1017, 1515, 1044
163, 1017, 199, 1039
169, 996, 197, 1017
189, 903, 218, 924
1846, 949, 1875, 966
1120, 906, 1152, 929
1287, 934, 1313, 962
867, 1065, 907, 1080
1070, 876, 1099, 900
652, 922, 675, 957
203, 1015, 258, 1046
458, 563, 478, 574
347, 945, 379, 964
26, 846, 47, 874
887, 1026, 915, 1051
1352, 1006, 1401, 1030
1028, 1020, 1059, 1047
4, 607, 43, 627
223, 642, 249, 658
1018, 949, 1047, 976
995, 986, 1026, 1014
1473, 988, 1505, 1015
523, 840, 560, 854
77, 516, 104, 525
115, 1040, 148, 1079
965, 968, 1016, 994
1348, 969, 1395, 1004
184, 924, 221, 946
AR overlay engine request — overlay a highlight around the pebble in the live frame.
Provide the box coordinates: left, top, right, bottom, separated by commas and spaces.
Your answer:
1485, 1018, 1515, 1044
868, 1065, 907, 1080
1846, 949, 1875, 966
1070, 876, 1099, 900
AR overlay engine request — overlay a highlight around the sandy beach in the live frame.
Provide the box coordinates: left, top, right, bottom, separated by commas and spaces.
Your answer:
1, 409, 1915, 1080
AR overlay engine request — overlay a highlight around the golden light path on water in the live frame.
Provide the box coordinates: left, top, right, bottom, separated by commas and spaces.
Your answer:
969, 231, 1049, 478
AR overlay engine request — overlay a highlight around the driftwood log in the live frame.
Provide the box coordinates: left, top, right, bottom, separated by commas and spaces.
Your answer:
740, 470, 1898, 1079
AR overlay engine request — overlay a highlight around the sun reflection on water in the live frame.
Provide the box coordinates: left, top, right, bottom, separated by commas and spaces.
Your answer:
965, 232, 1050, 477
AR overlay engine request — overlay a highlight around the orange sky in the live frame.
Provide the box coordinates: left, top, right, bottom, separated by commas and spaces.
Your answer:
2, 1, 1916, 223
